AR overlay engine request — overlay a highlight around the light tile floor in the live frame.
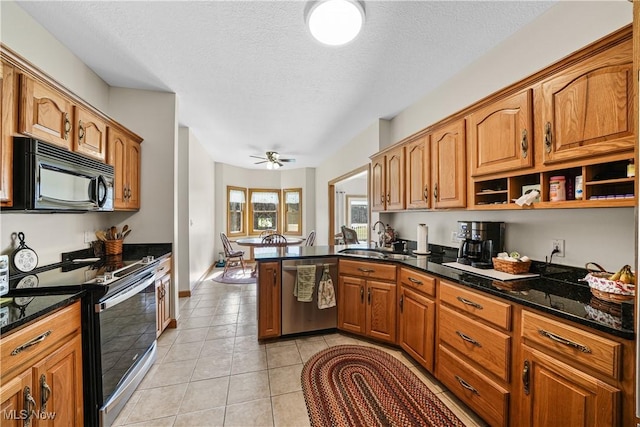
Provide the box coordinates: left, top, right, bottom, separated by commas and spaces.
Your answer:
113, 272, 488, 427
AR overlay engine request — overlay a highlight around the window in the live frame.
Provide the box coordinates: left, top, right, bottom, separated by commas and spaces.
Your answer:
283, 188, 302, 235
249, 189, 280, 234
346, 195, 368, 241
227, 186, 246, 236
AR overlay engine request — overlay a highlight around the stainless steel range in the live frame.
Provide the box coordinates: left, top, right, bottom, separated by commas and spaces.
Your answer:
9, 255, 161, 427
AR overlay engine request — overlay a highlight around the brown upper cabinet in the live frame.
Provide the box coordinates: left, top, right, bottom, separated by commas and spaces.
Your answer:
19, 74, 74, 150
108, 127, 141, 210
405, 135, 431, 209
536, 37, 634, 165
371, 146, 405, 211
1, 61, 15, 207
467, 89, 533, 177
74, 106, 107, 162
431, 119, 467, 209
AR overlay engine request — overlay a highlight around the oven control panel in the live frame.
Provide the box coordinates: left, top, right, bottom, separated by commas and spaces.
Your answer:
0, 255, 9, 297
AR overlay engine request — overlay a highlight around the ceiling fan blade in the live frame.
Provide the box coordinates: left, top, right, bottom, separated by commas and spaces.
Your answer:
250, 155, 267, 160
254, 161, 268, 164
276, 160, 284, 167
280, 158, 295, 163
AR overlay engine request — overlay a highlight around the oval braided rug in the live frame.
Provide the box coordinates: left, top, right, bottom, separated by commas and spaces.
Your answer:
301, 345, 465, 427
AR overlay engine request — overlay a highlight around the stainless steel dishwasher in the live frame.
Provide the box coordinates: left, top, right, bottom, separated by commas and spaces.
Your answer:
281, 258, 338, 335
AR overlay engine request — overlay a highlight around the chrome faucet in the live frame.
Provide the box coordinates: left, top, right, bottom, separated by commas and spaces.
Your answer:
372, 221, 385, 248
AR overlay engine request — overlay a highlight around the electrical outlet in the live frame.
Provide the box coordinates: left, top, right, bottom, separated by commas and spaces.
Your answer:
451, 231, 459, 244
551, 239, 565, 258
84, 231, 93, 244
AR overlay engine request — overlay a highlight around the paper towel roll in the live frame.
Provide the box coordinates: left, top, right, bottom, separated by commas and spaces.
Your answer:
417, 224, 428, 253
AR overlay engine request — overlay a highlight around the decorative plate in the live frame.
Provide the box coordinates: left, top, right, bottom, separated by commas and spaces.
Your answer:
11, 232, 38, 273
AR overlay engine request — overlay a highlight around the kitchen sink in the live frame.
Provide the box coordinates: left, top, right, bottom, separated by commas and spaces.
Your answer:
338, 248, 414, 260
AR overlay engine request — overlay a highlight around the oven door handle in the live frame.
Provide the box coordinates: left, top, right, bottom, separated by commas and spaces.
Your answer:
95, 274, 155, 313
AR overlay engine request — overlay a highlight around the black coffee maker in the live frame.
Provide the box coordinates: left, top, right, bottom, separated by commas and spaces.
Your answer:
456, 221, 505, 269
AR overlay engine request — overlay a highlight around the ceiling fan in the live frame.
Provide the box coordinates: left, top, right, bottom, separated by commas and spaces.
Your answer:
250, 151, 296, 169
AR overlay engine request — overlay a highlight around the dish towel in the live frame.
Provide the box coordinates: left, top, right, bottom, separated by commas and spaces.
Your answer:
294, 265, 316, 303
317, 265, 336, 309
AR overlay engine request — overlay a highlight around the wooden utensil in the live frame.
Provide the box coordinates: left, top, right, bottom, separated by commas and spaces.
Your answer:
95, 230, 106, 241
122, 229, 132, 240
110, 226, 117, 240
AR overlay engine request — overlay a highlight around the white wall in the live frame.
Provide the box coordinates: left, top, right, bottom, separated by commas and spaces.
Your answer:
315, 1, 634, 269
187, 129, 216, 289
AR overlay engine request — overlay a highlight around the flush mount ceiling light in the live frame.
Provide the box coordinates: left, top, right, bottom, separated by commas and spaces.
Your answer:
306, 0, 365, 46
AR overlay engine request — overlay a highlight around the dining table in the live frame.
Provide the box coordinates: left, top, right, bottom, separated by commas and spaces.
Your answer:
234, 236, 305, 260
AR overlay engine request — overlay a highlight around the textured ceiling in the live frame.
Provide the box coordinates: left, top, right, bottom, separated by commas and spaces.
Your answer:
16, 1, 557, 169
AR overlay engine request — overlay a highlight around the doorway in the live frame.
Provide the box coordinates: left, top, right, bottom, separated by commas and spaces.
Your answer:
328, 165, 370, 244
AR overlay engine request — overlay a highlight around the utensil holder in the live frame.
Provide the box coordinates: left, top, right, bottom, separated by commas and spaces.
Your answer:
105, 239, 123, 255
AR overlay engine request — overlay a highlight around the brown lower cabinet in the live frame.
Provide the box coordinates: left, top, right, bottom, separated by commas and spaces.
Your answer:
155, 256, 172, 337
257, 261, 281, 339
0, 302, 83, 426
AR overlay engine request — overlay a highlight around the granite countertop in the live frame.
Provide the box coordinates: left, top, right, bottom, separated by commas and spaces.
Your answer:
255, 244, 634, 340
0, 292, 84, 336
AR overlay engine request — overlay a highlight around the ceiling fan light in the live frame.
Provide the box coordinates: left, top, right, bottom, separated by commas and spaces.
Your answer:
267, 162, 274, 170
307, 0, 365, 46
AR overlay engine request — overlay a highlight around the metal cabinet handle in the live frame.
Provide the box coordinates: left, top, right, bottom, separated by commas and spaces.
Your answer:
11, 330, 52, 356
367, 288, 371, 304
423, 185, 428, 201
273, 270, 277, 286
64, 112, 71, 140
521, 129, 528, 158
380, 194, 385, 204
456, 296, 483, 310
360, 286, 364, 303
408, 277, 423, 286
434, 183, 438, 200
24, 386, 36, 427
386, 194, 390, 204
456, 330, 482, 347
78, 120, 85, 142
40, 374, 51, 412
522, 360, 530, 395
455, 375, 479, 395
538, 329, 591, 353
544, 122, 552, 153
399, 294, 404, 312
357, 267, 374, 273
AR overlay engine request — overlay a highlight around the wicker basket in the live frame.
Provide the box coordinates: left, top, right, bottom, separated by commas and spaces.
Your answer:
104, 239, 123, 255
492, 257, 531, 275
583, 262, 635, 303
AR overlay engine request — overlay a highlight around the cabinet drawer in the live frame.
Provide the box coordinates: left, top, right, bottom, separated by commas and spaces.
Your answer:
1, 302, 81, 379
399, 267, 436, 297
156, 256, 172, 277
521, 310, 622, 379
437, 345, 509, 427
440, 281, 512, 330
439, 306, 511, 382
339, 259, 396, 281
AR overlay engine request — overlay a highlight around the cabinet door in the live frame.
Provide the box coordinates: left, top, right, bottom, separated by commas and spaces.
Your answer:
19, 75, 73, 150
1, 62, 15, 206
467, 90, 533, 177
405, 135, 430, 209
0, 370, 34, 427
74, 107, 106, 162
519, 346, 620, 427
385, 147, 404, 210
160, 275, 172, 331
399, 286, 435, 371
371, 154, 386, 211
366, 280, 396, 343
337, 275, 366, 335
126, 140, 141, 209
432, 119, 466, 208
257, 262, 281, 339
538, 39, 634, 165
108, 128, 127, 209
32, 334, 83, 427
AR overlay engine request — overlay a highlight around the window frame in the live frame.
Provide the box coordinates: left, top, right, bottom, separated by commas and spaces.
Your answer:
248, 188, 281, 235
226, 186, 247, 237
282, 188, 303, 236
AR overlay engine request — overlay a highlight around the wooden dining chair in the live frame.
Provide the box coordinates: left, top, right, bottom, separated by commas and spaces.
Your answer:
261, 233, 288, 246
341, 226, 359, 244
220, 233, 245, 276
305, 230, 316, 246
259, 229, 276, 238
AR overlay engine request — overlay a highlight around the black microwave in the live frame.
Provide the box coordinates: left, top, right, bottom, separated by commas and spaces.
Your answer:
8, 137, 114, 212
